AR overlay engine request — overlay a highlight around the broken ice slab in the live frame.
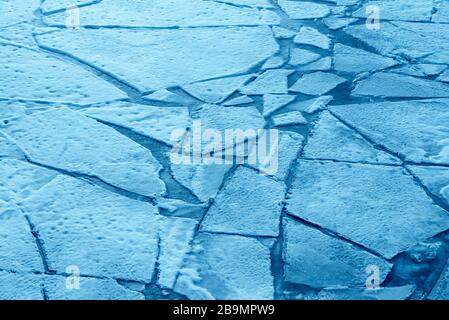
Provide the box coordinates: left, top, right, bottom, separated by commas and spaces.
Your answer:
0, 23, 40, 49
44, 276, 144, 300
278, 0, 330, 19
0, 159, 59, 273
0, 272, 43, 300
157, 217, 198, 289
438, 69, 449, 83
0, 43, 127, 104
333, 44, 397, 73
0, 0, 40, 28
286, 160, 449, 259
209, 0, 274, 8
272, 26, 296, 39
433, 0, 449, 23
262, 94, 296, 117
297, 57, 332, 72
193, 103, 266, 151
352, 72, 449, 98
329, 99, 449, 165
409, 241, 444, 263
312, 285, 415, 300
290, 72, 346, 95
344, 22, 449, 64
1, 108, 166, 198
271, 111, 307, 127
286, 96, 333, 114
303, 111, 400, 164
143, 89, 193, 105
0, 100, 51, 121
201, 166, 285, 237
283, 217, 391, 288
408, 166, 449, 205
43, 0, 280, 27
391, 64, 446, 78
323, 16, 357, 30
293, 26, 331, 50
36, 27, 278, 92
0, 132, 24, 159
222, 95, 254, 106
428, 260, 449, 300
0, 158, 57, 203
261, 56, 285, 70
171, 163, 232, 202
0, 203, 44, 273
289, 48, 321, 66
249, 130, 304, 181
418, 64, 447, 77
175, 233, 273, 299
21, 175, 161, 281
352, 0, 433, 22
182, 74, 255, 104
337, 0, 360, 5
83, 101, 191, 146
240, 69, 294, 95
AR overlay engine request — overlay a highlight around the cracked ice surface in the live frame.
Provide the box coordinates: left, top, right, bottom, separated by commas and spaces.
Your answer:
2, 0, 449, 301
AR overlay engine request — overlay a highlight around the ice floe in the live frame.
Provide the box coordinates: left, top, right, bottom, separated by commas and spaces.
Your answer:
289, 48, 321, 66
353, 0, 433, 22
36, 27, 278, 92
283, 217, 391, 288
408, 166, 449, 204
290, 72, 346, 95
344, 22, 449, 64
44, 276, 144, 300
312, 285, 415, 300
271, 111, 307, 127
43, 0, 280, 27
0, 0, 39, 28
183, 74, 255, 104
175, 233, 273, 299
21, 175, 161, 281
249, 131, 304, 181
263, 94, 296, 117
241, 69, 294, 95
0, 272, 43, 300
329, 99, 449, 165
171, 164, 232, 202
278, 0, 330, 19
83, 102, 191, 146
0, 43, 126, 104
333, 43, 397, 73
201, 166, 285, 237
1, 108, 166, 197
304, 111, 400, 164
286, 160, 449, 259
293, 26, 331, 50
428, 261, 449, 300
352, 72, 449, 98
157, 217, 198, 289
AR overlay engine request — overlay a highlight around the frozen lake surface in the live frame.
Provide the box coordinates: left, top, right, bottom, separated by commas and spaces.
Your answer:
1, 0, 449, 300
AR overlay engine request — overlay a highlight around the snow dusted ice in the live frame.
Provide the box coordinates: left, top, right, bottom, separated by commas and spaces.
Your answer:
1, 0, 449, 300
